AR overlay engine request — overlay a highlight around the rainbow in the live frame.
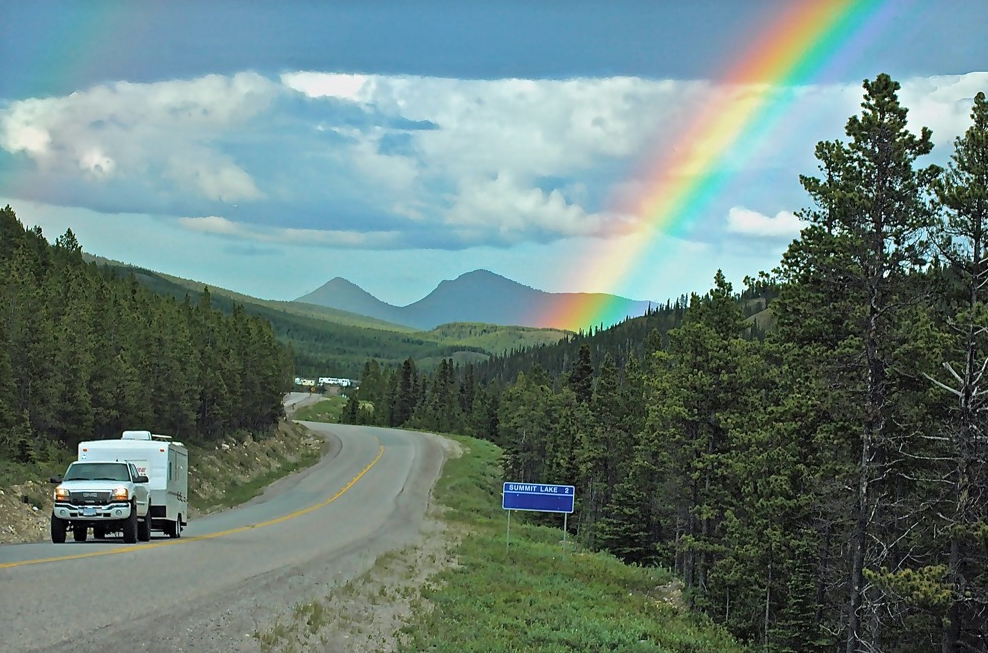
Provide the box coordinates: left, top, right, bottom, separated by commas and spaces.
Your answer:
537, 0, 907, 332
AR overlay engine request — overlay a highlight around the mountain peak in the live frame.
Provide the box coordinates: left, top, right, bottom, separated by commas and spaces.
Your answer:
295, 269, 655, 330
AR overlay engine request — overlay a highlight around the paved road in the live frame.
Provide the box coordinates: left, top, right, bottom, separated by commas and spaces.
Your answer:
0, 423, 449, 653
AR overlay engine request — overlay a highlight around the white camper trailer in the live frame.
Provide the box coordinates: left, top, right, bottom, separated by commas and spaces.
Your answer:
77, 430, 188, 538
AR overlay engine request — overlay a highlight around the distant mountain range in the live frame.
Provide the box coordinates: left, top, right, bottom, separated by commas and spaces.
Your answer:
295, 269, 656, 331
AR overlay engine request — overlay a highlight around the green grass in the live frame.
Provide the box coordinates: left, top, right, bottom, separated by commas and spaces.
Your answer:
397, 435, 746, 653
292, 396, 347, 423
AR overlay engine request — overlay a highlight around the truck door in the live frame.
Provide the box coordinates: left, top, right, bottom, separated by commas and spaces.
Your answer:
129, 462, 150, 512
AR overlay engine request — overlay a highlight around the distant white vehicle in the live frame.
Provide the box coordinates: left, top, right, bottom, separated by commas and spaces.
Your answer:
76, 430, 189, 539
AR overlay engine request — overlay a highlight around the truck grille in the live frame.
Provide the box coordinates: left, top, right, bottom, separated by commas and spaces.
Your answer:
69, 490, 112, 505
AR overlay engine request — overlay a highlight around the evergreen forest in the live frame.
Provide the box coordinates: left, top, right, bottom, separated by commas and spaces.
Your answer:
341, 77, 988, 651
0, 205, 293, 461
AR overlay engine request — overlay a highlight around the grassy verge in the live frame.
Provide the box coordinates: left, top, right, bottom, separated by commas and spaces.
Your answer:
253, 427, 745, 652
399, 434, 745, 653
292, 395, 347, 423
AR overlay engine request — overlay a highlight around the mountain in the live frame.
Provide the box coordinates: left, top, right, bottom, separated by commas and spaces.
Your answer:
295, 269, 656, 330
295, 277, 407, 326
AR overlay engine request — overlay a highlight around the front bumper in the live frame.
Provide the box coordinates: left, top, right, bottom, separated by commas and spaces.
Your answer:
53, 503, 132, 521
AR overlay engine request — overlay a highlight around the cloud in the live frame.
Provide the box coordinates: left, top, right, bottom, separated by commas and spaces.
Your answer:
177, 215, 402, 248
0, 72, 275, 202
2, 70, 985, 252
726, 207, 802, 238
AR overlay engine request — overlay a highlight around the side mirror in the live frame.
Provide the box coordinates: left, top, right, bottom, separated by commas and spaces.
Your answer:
135, 475, 149, 484
49, 476, 62, 484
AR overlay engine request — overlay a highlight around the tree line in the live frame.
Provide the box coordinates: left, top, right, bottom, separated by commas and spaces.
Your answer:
343, 76, 988, 652
0, 207, 293, 463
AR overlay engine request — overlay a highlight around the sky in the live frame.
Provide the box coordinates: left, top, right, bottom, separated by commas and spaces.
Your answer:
1, 0, 987, 328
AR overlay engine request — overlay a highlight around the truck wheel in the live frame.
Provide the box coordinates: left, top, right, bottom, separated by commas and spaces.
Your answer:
138, 506, 152, 542
122, 506, 138, 544
93, 525, 106, 539
50, 514, 67, 544
72, 525, 88, 542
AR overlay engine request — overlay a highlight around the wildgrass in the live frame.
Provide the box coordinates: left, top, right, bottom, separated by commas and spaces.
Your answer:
397, 435, 748, 653
292, 395, 347, 422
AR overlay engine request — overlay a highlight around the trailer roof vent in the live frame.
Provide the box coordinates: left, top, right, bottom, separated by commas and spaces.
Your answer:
122, 430, 152, 440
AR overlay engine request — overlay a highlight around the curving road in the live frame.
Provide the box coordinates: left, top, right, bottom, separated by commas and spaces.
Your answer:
0, 423, 450, 653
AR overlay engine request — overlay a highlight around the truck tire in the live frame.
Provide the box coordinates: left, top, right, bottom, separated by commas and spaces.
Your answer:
72, 525, 88, 542
122, 506, 138, 544
138, 506, 152, 542
50, 514, 67, 544
93, 525, 106, 539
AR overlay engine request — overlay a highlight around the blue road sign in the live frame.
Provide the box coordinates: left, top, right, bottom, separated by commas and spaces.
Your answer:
502, 482, 575, 514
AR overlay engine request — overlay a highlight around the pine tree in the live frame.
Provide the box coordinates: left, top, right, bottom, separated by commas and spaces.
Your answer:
777, 74, 939, 652
569, 343, 594, 404
929, 91, 988, 652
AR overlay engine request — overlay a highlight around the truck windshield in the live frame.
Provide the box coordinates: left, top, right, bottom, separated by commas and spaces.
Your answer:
63, 463, 130, 482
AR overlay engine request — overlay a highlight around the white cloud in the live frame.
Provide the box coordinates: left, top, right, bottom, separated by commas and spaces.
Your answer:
445, 173, 624, 243
282, 72, 372, 102
0, 72, 275, 200
726, 207, 802, 238
3, 70, 986, 251
178, 215, 242, 235
177, 215, 401, 248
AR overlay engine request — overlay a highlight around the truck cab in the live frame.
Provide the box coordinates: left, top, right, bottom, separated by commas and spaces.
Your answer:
50, 460, 151, 544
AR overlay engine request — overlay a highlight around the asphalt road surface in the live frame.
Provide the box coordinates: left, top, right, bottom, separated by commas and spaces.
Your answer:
0, 423, 449, 653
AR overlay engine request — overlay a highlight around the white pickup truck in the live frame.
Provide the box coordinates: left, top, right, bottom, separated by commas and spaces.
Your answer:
49, 460, 151, 544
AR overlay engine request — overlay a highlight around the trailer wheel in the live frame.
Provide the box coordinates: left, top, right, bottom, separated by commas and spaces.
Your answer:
167, 514, 182, 538
138, 506, 152, 542
72, 525, 88, 542
122, 506, 138, 544
50, 514, 67, 544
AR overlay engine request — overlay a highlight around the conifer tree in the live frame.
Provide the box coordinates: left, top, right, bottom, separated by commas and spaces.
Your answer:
569, 343, 594, 404
662, 273, 749, 594
929, 91, 988, 651
776, 74, 939, 652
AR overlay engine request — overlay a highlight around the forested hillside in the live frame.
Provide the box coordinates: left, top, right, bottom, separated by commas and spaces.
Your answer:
342, 78, 988, 651
96, 263, 493, 378
0, 206, 292, 463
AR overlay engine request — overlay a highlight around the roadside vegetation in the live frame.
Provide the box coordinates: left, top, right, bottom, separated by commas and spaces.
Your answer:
292, 395, 348, 423
399, 435, 744, 653
255, 430, 743, 653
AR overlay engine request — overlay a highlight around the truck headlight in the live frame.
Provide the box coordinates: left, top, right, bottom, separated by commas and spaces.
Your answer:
112, 487, 130, 501
54, 487, 70, 502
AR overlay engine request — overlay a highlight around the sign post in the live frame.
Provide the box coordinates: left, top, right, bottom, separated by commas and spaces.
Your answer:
502, 482, 575, 554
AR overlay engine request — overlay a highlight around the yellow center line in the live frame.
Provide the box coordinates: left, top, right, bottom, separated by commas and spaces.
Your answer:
0, 442, 386, 570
